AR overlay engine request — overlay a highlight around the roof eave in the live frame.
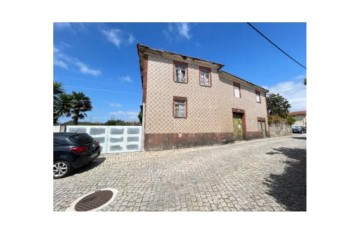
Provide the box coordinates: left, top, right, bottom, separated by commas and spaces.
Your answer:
219, 71, 268, 93
137, 44, 224, 71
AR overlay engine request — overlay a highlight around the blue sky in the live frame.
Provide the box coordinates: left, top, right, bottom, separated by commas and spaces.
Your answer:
54, 22, 306, 123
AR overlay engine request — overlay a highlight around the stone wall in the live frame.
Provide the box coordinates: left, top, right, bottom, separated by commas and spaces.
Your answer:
269, 123, 292, 137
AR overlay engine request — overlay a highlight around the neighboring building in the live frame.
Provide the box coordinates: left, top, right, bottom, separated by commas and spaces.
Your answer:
289, 111, 307, 127
137, 44, 269, 151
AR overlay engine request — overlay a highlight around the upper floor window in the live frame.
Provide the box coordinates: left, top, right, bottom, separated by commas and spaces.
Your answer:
174, 61, 188, 83
233, 82, 241, 98
173, 97, 187, 118
199, 67, 211, 87
256, 90, 261, 103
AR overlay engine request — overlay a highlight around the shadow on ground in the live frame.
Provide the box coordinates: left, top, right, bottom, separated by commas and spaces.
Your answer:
292, 136, 306, 140
74, 157, 106, 175
264, 147, 306, 211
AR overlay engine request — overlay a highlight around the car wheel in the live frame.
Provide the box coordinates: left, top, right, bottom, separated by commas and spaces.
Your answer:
53, 161, 72, 179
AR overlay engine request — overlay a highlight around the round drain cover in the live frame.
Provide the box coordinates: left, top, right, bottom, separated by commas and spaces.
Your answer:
74, 190, 114, 211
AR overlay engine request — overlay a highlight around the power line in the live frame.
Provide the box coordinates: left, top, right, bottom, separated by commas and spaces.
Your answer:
63, 85, 138, 95
246, 23, 306, 70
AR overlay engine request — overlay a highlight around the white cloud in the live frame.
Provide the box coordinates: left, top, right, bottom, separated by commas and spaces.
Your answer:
102, 29, 121, 47
101, 28, 135, 48
128, 34, 135, 44
267, 77, 307, 112
110, 110, 139, 120
163, 23, 192, 41
53, 45, 101, 76
54, 58, 68, 69
54, 23, 73, 31
54, 46, 69, 68
120, 75, 132, 83
74, 61, 101, 76
162, 30, 172, 42
110, 103, 122, 107
177, 23, 191, 40
168, 24, 174, 32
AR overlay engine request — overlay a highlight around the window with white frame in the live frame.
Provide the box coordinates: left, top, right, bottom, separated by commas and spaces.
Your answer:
174, 62, 187, 83
199, 67, 211, 87
174, 97, 187, 118
234, 82, 240, 98
256, 90, 261, 103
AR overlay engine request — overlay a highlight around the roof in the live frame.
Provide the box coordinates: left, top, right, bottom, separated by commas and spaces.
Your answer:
137, 44, 267, 92
137, 44, 224, 70
219, 71, 268, 92
289, 111, 306, 116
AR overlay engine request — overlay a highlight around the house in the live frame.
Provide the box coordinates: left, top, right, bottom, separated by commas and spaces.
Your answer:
289, 111, 307, 127
137, 44, 269, 151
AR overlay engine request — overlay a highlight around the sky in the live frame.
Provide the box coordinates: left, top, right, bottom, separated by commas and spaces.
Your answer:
54, 22, 306, 123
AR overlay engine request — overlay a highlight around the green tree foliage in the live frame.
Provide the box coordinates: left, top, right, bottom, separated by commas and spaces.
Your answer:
62, 120, 103, 126
54, 93, 73, 124
53, 82, 93, 125
138, 105, 143, 124
104, 119, 140, 126
286, 115, 297, 125
69, 91, 92, 125
53, 82, 65, 124
53, 81, 64, 98
266, 93, 291, 118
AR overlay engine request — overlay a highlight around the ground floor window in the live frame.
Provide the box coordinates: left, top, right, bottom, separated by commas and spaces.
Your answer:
173, 97, 187, 118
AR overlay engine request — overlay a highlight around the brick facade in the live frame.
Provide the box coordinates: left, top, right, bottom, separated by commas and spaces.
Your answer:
138, 45, 269, 150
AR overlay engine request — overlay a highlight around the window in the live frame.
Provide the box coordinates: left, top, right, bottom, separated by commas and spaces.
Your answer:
199, 67, 211, 87
257, 117, 266, 130
256, 90, 261, 103
174, 62, 188, 83
233, 82, 240, 98
173, 97, 187, 118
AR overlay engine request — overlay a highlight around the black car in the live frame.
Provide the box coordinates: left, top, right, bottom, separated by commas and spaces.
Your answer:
53, 132, 101, 179
292, 125, 306, 134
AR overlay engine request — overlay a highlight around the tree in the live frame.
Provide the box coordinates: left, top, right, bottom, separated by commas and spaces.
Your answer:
54, 93, 73, 124
138, 105, 143, 124
266, 93, 291, 118
53, 82, 65, 124
286, 115, 297, 125
53, 81, 64, 97
69, 91, 92, 125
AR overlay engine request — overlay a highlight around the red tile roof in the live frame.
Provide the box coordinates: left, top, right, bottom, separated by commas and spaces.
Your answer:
289, 111, 306, 116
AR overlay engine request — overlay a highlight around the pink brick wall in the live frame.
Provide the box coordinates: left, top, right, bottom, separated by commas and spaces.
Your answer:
144, 54, 268, 136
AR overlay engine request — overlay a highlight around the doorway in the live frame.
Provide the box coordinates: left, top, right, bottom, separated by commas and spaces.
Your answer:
233, 112, 244, 140
258, 120, 266, 138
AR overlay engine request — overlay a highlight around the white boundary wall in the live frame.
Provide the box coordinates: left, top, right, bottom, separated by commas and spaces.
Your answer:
66, 126, 143, 154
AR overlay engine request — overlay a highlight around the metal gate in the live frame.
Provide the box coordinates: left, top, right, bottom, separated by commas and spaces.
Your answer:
66, 126, 143, 154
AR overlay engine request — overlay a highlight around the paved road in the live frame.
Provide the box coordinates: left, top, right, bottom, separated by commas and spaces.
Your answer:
53, 134, 306, 211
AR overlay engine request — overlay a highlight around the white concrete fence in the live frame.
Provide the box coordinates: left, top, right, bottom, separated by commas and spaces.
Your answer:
64, 125, 143, 154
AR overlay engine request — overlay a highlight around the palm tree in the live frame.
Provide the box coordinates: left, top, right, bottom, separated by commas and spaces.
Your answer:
54, 93, 73, 124
53, 82, 65, 124
69, 91, 92, 125
53, 82, 64, 99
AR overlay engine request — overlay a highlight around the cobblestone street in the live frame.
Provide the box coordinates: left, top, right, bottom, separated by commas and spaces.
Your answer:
53, 135, 306, 211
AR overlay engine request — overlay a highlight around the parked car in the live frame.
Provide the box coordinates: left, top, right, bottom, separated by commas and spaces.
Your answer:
53, 132, 101, 179
292, 125, 306, 134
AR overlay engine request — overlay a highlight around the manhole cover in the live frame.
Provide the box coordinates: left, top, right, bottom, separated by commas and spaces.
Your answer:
66, 188, 118, 212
